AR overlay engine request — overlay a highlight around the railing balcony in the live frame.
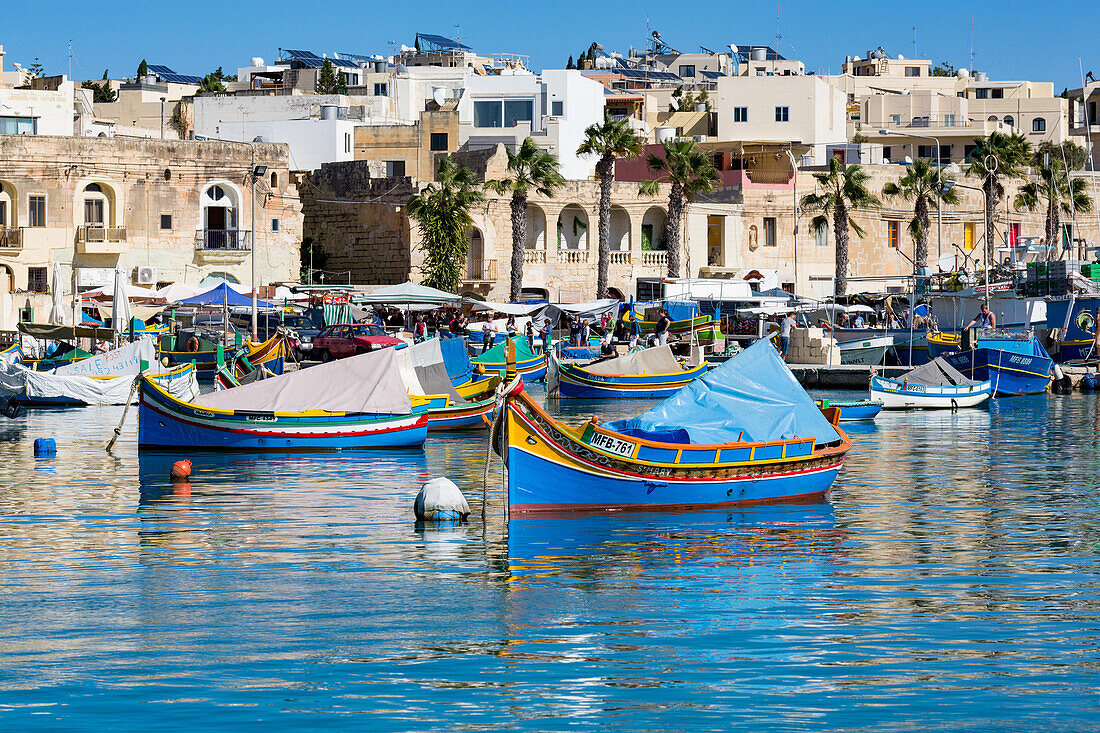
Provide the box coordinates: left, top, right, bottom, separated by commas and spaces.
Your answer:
641, 250, 668, 267
0, 226, 22, 250
522, 249, 547, 264
557, 249, 589, 264
77, 224, 127, 243
197, 229, 252, 251
609, 250, 631, 264
465, 258, 497, 282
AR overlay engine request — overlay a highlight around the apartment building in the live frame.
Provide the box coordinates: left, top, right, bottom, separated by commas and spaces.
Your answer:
0, 135, 301, 325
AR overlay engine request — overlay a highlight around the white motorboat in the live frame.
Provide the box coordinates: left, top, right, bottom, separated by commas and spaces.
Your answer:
870, 357, 992, 409
839, 335, 894, 366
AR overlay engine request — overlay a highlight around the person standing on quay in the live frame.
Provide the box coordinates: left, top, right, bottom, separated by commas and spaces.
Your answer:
654, 309, 672, 346
780, 311, 797, 360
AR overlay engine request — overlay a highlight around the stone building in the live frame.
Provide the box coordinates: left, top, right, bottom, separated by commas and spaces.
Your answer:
0, 135, 301, 327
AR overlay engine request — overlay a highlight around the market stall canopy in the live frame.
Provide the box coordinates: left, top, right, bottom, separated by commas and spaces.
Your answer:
154, 282, 203, 302
177, 283, 273, 308
465, 300, 543, 315
537, 299, 621, 325
94, 304, 166, 323
82, 282, 159, 301
18, 323, 118, 341
355, 281, 460, 306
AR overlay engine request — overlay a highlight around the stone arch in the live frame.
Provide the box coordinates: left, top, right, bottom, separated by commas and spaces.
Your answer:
465, 226, 488, 280
0, 180, 15, 228
75, 178, 121, 228
641, 206, 668, 250
987, 115, 998, 123
269, 171, 279, 191
0, 264, 13, 292
1003, 115, 1015, 128
610, 206, 630, 250
557, 204, 589, 249
525, 204, 546, 249
201, 180, 243, 249
606, 286, 626, 300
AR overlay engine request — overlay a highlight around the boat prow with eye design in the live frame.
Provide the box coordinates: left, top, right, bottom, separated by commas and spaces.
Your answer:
496, 338, 851, 514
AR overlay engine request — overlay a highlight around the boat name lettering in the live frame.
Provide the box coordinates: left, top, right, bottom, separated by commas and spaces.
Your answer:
589, 433, 637, 457
247, 415, 278, 422
905, 384, 926, 393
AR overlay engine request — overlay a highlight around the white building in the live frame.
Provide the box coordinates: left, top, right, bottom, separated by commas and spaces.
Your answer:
713, 75, 846, 164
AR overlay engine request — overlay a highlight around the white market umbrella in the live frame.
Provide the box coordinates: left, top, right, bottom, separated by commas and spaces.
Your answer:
48, 263, 67, 325
112, 268, 133, 342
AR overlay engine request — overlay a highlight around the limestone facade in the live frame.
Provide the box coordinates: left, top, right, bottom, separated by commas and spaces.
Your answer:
0, 134, 302, 326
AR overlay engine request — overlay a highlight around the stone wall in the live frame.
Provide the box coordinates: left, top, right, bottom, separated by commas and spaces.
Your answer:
300, 162, 415, 284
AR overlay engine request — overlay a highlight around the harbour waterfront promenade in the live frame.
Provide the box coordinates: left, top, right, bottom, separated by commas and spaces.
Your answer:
0, 387, 1098, 729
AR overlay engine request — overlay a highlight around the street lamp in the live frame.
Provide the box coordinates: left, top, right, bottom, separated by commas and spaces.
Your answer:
879, 128, 944, 262
785, 148, 799, 296
250, 162, 267, 342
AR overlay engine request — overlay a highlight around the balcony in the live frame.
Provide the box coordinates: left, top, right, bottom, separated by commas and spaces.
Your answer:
465, 258, 497, 282
522, 249, 547, 264
557, 249, 589, 264
195, 229, 252, 264
641, 250, 668, 267
76, 224, 127, 254
0, 226, 22, 252
609, 250, 631, 264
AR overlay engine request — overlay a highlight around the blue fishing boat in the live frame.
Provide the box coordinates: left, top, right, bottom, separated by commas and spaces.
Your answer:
943, 331, 1052, 396
497, 338, 851, 514
138, 347, 427, 450
1045, 296, 1100, 362
553, 345, 708, 399
473, 335, 547, 381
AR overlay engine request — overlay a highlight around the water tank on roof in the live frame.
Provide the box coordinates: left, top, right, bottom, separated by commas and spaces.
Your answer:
750, 47, 767, 61
251, 57, 264, 67
432, 86, 448, 106
655, 126, 676, 142
956, 68, 970, 79
974, 71, 988, 82
145, 74, 157, 85
320, 105, 339, 120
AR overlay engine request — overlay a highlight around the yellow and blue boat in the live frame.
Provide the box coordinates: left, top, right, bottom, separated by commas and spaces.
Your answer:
497, 338, 851, 514
399, 338, 499, 430
161, 332, 286, 381
473, 335, 547, 382
554, 345, 708, 399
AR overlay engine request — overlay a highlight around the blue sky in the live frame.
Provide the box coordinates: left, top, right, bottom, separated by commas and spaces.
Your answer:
5, 0, 1098, 89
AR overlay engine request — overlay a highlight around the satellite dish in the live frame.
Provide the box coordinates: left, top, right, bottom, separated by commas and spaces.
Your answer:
937, 253, 955, 273
904, 156, 914, 164
729, 44, 739, 54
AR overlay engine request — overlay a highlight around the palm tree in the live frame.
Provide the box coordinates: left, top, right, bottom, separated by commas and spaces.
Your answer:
882, 158, 960, 268
1014, 160, 1093, 254
967, 131, 1032, 255
638, 139, 720, 278
407, 157, 485, 294
485, 137, 564, 301
800, 157, 881, 296
577, 117, 645, 298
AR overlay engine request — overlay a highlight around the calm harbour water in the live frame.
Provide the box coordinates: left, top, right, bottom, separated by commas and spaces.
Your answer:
1, 386, 1099, 731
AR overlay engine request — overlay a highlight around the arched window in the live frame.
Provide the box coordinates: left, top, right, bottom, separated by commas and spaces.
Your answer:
1003, 115, 1015, 128
270, 172, 278, 190
84, 183, 102, 193
1033, 117, 1046, 132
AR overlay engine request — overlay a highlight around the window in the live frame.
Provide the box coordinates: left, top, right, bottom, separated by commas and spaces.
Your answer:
28, 267, 48, 292
992, 88, 1004, 99
775, 106, 789, 122
474, 100, 502, 128
474, 99, 533, 128
763, 217, 777, 246
385, 160, 406, 178
340, 72, 358, 87
964, 144, 979, 162
964, 222, 975, 250
1003, 115, 1015, 127
905, 66, 920, 77
944, 113, 956, 127
551, 101, 564, 116
913, 116, 929, 127
271, 217, 280, 232
28, 195, 45, 227
679, 65, 696, 78
504, 100, 534, 127
270, 171, 278, 189
918, 144, 934, 159
890, 114, 902, 126
641, 224, 654, 250
883, 146, 892, 162
1033, 117, 1046, 132
888, 220, 900, 249
160, 214, 172, 230
733, 106, 748, 122
373, 82, 388, 97
975, 88, 990, 99
0, 116, 37, 135
815, 222, 828, 247
429, 132, 449, 151
344, 133, 351, 154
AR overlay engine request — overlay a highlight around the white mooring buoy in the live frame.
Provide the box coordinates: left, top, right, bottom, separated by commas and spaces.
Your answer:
414, 478, 471, 521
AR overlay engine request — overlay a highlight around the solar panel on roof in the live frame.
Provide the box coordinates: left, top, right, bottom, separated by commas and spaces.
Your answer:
147, 64, 175, 74
158, 73, 201, 84
416, 33, 471, 51
284, 49, 322, 60
700, 70, 724, 79
338, 52, 374, 63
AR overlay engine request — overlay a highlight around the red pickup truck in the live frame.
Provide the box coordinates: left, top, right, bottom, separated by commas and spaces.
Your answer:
310, 324, 404, 361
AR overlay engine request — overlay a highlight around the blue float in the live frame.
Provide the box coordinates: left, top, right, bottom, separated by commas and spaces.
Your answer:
33, 438, 56, 455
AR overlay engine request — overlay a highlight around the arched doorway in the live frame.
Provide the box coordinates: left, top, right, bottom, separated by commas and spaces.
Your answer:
77, 181, 119, 242
0, 264, 13, 292
610, 206, 630, 250
0, 181, 15, 229
466, 227, 489, 280
641, 207, 668, 250
606, 286, 625, 301
201, 183, 241, 250
557, 205, 589, 250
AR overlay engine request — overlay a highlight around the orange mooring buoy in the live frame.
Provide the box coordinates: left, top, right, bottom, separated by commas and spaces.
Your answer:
170, 459, 192, 480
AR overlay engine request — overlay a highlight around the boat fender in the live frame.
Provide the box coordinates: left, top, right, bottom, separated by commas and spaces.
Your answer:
414, 478, 471, 522
2, 395, 23, 419
1052, 364, 1065, 381
170, 459, 192, 481
33, 438, 56, 456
